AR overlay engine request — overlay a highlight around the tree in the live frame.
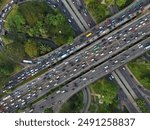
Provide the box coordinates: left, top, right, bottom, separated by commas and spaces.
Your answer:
6, 8, 25, 32
3, 42, 25, 63
0, 63, 14, 76
24, 40, 39, 58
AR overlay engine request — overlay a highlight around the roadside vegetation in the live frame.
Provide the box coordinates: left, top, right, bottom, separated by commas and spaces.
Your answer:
0, 51, 23, 88
0, 0, 9, 10
136, 99, 149, 113
4, 1, 75, 58
0, 1, 75, 88
59, 91, 84, 113
44, 107, 53, 113
83, 0, 134, 23
88, 78, 120, 112
128, 58, 150, 90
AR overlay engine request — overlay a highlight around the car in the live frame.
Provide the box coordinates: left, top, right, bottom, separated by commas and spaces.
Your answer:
91, 59, 94, 62
10, 0, 14, 4
114, 60, 118, 63
61, 90, 65, 94
68, 19, 71, 23
56, 90, 60, 94
49, 80, 53, 83
46, 85, 50, 88
109, 51, 112, 54
83, 78, 87, 81
123, 67, 126, 70
83, 12, 87, 16
100, 53, 104, 56
91, 69, 95, 73
27, 96, 30, 99
11, 103, 14, 106
104, 66, 108, 69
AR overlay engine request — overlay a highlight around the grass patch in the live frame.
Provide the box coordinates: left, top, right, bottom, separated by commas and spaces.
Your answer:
59, 91, 84, 113
128, 58, 150, 90
116, 0, 134, 9
136, 99, 149, 113
0, 50, 22, 89
83, 0, 111, 23
84, 0, 134, 23
44, 107, 53, 113
88, 78, 119, 113
0, 0, 9, 10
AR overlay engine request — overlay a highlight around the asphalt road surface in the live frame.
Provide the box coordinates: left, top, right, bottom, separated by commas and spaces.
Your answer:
1, 13, 150, 112
27, 37, 150, 113
2, 0, 149, 92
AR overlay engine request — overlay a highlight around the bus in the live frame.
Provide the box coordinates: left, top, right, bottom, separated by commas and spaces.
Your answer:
22, 60, 33, 64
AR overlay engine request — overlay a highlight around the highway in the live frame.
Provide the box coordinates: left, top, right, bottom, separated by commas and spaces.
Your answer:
0, 0, 150, 113
106, 1, 150, 112
81, 87, 91, 113
0, 0, 15, 48
64, 0, 89, 29
71, 0, 96, 27
1, 14, 150, 112
60, 0, 141, 112
118, 89, 139, 113
1, 0, 149, 93
126, 65, 150, 97
52, 87, 91, 113
0, 12, 149, 110
27, 37, 150, 113
108, 3, 141, 110
60, 0, 93, 112
47, 0, 82, 34
112, 71, 141, 112
117, 66, 150, 111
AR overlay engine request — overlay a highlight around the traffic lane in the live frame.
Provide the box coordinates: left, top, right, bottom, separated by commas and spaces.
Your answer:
2, 0, 82, 87
118, 89, 139, 113
118, 67, 143, 98
2, 12, 150, 95
119, 67, 150, 111
72, 0, 96, 27
0, 15, 149, 110
2, 10, 150, 98
3, 1, 149, 91
119, 66, 150, 108
37, 37, 150, 111
74, 0, 150, 42
0, 1, 14, 17
116, 69, 138, 99
51, 0, 82, 34
1, 55, 89, 109
7, 19, 150, 105
66, 0, 89, 30
41, 1, 147, 62
61, 0, 86, 31
29, 38, 150, 112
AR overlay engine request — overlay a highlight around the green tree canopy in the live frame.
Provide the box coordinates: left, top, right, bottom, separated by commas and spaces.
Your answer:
24, 40, 39, 58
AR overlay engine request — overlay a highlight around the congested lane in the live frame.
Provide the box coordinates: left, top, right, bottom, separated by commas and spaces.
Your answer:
1, 13, 150, 112
2, 0, 149, 93
30, 37, 150, 113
